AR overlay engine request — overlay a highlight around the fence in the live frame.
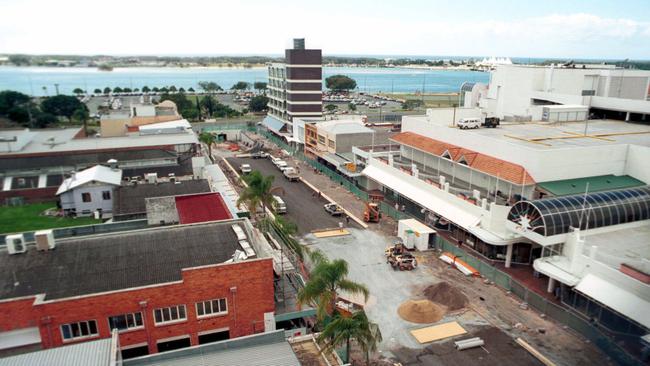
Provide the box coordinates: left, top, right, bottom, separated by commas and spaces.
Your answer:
0, 219, 149, 246
435, 236, 639, 366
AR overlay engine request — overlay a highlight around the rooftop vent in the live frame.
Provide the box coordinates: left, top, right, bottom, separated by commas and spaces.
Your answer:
107, 159, 118, 170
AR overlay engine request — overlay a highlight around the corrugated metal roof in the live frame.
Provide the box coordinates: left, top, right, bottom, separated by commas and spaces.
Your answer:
0, 337, 112, 366
125, 330, 300, 366
55, 165, 123, 195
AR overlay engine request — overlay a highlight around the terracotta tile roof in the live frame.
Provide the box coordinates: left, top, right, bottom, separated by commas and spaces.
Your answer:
175, 192, 233, 224
391, 132, 535, 185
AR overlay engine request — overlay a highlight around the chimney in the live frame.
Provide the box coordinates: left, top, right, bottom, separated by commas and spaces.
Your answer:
293, 38, 305, 50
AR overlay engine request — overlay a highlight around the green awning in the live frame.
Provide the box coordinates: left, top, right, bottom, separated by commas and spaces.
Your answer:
537, 175, 645, 196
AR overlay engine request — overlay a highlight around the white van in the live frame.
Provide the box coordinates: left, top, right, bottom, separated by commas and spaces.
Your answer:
457, 118, 481, 130
273, 195, 287, 214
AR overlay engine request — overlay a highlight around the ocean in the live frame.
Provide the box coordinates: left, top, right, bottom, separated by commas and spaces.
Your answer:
0, 66, 489, 96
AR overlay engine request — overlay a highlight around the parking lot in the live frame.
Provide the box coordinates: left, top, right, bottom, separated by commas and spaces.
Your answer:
227, 156, 354, 235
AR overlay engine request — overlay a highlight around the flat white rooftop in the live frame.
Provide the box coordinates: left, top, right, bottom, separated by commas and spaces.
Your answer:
583, 222, 650, 273
0, 127, 197, 156
406, 117, 650, 150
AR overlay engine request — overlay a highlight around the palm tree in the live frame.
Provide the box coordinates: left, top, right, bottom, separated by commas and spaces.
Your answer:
236, 171, 283, 219
198, 132, 217, 157
142, 86, 151, 93
318, 311, 382, 364
298, 256, 369, 321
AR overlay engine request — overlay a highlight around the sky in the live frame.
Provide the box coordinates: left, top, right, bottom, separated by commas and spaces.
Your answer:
0, 0, 649, 59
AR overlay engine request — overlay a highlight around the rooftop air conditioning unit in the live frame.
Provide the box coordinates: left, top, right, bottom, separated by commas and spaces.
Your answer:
5, 234, 27, 255
145, 173, 158, 184
34, 230, 55, 251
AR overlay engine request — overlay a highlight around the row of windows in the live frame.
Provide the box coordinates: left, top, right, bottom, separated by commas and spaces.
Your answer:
60, 298, 227, 341
81, 191, 111, 203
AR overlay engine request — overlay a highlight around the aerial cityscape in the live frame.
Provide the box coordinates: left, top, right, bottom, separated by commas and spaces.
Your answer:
0, 1, 649, 365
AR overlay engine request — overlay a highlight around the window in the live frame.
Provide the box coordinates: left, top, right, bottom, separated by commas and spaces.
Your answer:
196, 298, 227, 318
328, 139, 335, 149
154, 305, 186, 325
81, 192, 92, 202
317, 135, 326, 144
61, 320, 98, 341
108, 312, 143, 332
102, 191, 111, 200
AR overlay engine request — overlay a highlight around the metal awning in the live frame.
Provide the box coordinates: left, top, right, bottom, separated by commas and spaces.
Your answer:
575, 273, 650, 329
0, 327, 41, 350
262, 116, 286, 134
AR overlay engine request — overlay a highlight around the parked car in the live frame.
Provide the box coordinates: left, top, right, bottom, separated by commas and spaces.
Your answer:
273, 195, 287, 214
482, 117, 500, 128
250, 151, 269, 159
457, 118, 481, 129
324, 203, 344, 216
283, 167, 300, 181
275, 161, 289, 171
240, 164, 252, 174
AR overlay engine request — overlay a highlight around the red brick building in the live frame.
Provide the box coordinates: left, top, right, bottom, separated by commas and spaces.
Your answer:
0, 219, 274, 359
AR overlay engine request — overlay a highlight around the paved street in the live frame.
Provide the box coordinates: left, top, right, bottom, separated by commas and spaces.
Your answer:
227, 156, 351, 235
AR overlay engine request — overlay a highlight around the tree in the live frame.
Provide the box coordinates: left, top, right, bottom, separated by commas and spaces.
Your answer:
72, 107, 90, 135
7, 106, 30, 124
9, 55, 30, 66
123, 87, 132, 93
178, 87, 185, 93
325, 104, 338, 112
73, 88, 84, 96
113, 87, 123, 93
200, 95, 218, 118
159, 87, 169, 93
0, 91, 30, 115
160, 92, 195, 119
34, 111, 56, 128
198, 81, 222, 94
142, 86, 151, 93
254, 82, 267, 91
348, 103, 357, 111
198, 132, 217, 157
402, 99, 424, 110
152, 87, 160, 93
133, 88, 140, 93
318, 311, 382, 364
231, 81, 250, 91
188, 87, 195, 93
103, 87, 111, 95
298, 255, 369, 320
93, 88, 102, 94
40, 95, 84, 121
236, 171, 283, 219
169, 85, 177, 93
326, 75, 357, 92
248, 95, 269, 112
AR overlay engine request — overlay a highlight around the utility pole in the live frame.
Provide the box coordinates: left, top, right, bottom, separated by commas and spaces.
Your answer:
54, 83, 60, 96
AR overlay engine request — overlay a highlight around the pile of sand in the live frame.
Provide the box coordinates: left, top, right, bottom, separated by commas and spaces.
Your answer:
423, 281, 469, 311
397, 299, 444, 324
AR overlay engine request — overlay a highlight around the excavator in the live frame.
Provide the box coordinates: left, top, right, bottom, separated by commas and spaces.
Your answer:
363, 202, 381, 222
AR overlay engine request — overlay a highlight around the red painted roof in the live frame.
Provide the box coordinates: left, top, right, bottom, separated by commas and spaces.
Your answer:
175, 192, 233, 224
391, 132, 535, 185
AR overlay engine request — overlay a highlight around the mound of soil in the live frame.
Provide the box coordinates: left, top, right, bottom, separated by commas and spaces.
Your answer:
397, 299, 444, 324
424, 282, 469, 311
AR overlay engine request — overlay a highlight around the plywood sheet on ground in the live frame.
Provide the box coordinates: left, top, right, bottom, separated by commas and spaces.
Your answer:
410, 321, 467, 343
312, 229, 350, 238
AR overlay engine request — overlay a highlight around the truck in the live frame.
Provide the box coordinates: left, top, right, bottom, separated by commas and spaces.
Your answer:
324, 203, 345, 216
283, 167, 300, 181
482, 117, 500, 128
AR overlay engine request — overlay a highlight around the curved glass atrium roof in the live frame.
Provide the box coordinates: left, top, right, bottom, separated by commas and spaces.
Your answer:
507, 186, 650, 237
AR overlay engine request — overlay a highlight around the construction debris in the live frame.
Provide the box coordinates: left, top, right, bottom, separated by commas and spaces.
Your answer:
397, 299, 444, 324
454, 337, 485, 350
515, 337, 558, 366
410, 321, 467, 344
423, 282, 468, 311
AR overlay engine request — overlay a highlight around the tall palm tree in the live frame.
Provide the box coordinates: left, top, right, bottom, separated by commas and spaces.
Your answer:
318, 311, 382, 364
198, 132, 217, 157
298, 256, 369, 321
236, 171, 283, 219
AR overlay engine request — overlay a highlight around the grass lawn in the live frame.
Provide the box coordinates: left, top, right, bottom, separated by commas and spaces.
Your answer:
0, 202, 101, 234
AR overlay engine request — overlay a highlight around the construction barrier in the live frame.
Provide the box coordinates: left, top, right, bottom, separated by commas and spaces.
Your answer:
435, 236, 640, 366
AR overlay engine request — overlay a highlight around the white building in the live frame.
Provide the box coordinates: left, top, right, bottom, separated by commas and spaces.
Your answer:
56, 165, 123, 217
465, 64, 650, 122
